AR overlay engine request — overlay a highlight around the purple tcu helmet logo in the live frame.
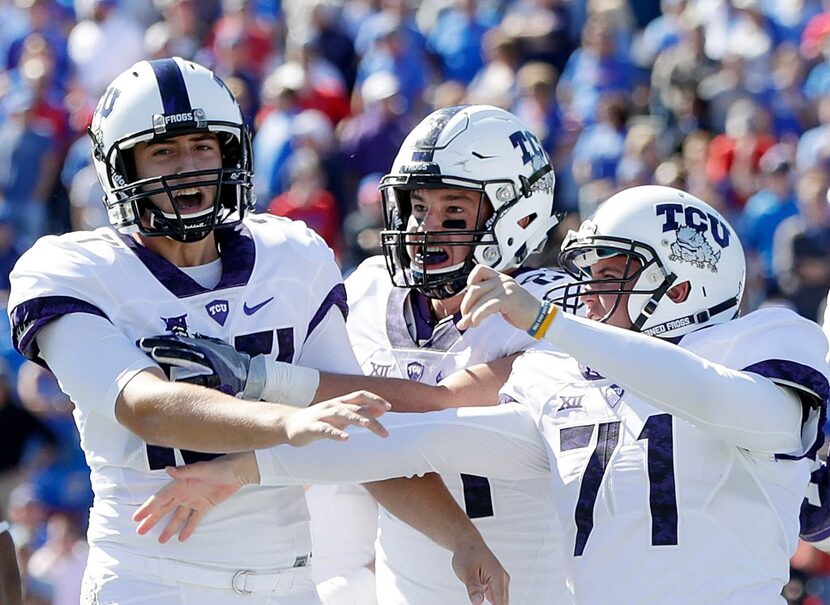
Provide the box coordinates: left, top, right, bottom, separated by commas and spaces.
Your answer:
655, 203, 731, 247
206, 299, 229, 326
407, 361, 425, 382
655, 203, 730, 272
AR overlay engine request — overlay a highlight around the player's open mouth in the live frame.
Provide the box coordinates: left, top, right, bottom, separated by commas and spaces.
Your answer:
413, 247, 450, 267
174, 188, 207, 213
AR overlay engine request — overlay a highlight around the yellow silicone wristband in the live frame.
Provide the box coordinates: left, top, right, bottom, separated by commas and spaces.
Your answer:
533, 304, 558, 340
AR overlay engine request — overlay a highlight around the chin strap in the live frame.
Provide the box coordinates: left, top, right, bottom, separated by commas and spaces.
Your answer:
631, 273, 677, 333
640, 295, 741, 337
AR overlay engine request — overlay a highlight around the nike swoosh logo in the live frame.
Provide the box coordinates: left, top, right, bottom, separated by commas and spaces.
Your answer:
243, 297, 274, 315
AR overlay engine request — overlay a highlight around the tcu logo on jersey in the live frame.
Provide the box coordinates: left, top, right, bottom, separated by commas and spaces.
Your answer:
406, 361, 425, 382
206, 299, 229, 326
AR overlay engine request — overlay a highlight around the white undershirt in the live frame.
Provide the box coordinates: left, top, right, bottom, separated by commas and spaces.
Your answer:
179, 258, 222, 290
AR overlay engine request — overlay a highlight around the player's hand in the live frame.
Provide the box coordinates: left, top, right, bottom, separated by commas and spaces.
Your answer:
451, 533, 510, 605
132, 452, 255, 542
458, 265, 541, 332
283, 391, 390, 447
138, 333, 265, 398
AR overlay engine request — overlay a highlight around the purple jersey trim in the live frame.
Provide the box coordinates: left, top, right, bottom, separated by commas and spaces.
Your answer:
118, 224, 255, 297
304, 283, 348, 343
743, 359, 829, 460
386, 288, 463, 351
10, 295, 109, 363
412, 290, 437, 343
743, 359, 829, 403
800, 462, 830, 542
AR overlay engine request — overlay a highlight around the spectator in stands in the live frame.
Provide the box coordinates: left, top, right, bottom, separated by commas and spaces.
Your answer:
0, 88, 59, 248
66, 0, 144, 97
739, 144, 799, 306
268, 147, 342, 259
0, 359, 57, 511
557, 13, 636, 126
773, 169, 830, 321
339, 71, 410, 203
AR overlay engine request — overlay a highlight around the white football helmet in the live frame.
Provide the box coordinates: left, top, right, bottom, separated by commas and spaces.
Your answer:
556, 185, 746, 339
88, 57, 253, 242
380, 105, 557, 299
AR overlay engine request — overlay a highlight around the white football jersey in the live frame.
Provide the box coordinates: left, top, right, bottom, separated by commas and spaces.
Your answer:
342, 256, 573, 605
502, 307, 829, 605
8, 214, 348, 572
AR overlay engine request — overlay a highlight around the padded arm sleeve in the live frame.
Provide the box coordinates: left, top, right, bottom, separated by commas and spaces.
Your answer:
544, 313, 804, 454
255, 403, 550, 485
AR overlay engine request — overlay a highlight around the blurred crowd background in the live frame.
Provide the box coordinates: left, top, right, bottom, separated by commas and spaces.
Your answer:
2, 0, 830, 602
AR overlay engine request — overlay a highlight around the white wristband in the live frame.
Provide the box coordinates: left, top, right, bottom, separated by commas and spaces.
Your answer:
260, 356, 320, 407
0, 520, 9, 534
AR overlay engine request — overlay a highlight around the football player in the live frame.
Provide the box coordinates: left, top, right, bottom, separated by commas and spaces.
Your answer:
136, 186, 829, 603
136, 105, 574, 605
309, 105, 572, 605
7, 58, 505, 605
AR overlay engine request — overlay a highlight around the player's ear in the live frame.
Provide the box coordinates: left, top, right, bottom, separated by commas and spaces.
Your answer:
667, 281, 691, 303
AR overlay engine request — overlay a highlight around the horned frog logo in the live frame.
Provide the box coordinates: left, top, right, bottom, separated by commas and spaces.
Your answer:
669, 226, 721, 272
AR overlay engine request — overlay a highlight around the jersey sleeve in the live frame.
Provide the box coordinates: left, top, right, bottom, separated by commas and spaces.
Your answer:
719, 308, 830, 458
296, 306, 363, 374
8, 236, 110, 364
290, 220, 349, 339
36, 313, 156, 421
542, 309, 816, 455
344, 255, 386, 305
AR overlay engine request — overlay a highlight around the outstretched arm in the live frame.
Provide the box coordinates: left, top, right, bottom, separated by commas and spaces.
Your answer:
254, 405, 549, 486
141, 331, 517, 413
132, 404, 548, 539
460, 265, 808, 454
38, 314, 389, 452
313, 354, 520, 411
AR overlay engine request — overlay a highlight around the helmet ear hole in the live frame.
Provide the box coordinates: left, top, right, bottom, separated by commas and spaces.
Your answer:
667, 281, 691, 303
518, 213, 536, 229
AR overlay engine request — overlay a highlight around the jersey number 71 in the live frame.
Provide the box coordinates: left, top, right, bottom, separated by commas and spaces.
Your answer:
565, 413, 678, 556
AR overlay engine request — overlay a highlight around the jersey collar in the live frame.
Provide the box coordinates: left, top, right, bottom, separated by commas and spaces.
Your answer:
119, 225, 255, 297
